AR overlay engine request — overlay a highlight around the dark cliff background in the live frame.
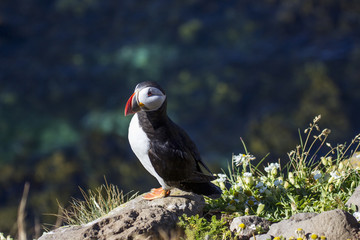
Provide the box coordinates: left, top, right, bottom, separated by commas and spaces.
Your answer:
0, 0, 360, 238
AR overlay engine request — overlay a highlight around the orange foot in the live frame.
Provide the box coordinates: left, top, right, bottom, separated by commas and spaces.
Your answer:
143, 187, 170, 200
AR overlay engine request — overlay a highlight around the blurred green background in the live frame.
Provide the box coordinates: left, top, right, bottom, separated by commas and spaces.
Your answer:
0, 0, 360, 238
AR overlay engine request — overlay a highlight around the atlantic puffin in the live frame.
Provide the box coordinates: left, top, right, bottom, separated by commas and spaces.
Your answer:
124, 81, 222, 200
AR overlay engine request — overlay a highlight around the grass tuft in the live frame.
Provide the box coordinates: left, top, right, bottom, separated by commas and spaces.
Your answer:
58, 180, 137, 225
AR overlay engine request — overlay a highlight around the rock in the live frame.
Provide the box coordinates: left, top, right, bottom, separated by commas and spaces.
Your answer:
249, 233, 273, 240
267, 209, 360, 240
38, 189, 204, 240
230, 215, 271, 240
346, 185, 360, 211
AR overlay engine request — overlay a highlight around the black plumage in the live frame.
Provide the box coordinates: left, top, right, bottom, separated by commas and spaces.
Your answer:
126, 81, 221, 199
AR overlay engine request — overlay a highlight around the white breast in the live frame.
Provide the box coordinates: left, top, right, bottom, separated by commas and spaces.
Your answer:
128, 113, 169, 189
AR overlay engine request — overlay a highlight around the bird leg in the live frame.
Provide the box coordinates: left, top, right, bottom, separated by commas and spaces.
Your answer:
143, 187, 170, 200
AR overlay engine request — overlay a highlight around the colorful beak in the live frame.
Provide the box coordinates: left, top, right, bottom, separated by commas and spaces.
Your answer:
124, 92, 140, 116
125, 92, 135, 116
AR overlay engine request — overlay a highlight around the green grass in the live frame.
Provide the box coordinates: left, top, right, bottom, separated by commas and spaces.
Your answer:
59, 180, 137, 225
178, 214, 233, 240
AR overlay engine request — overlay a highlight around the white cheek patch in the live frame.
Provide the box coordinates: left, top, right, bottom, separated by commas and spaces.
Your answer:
138, 87, 166, 111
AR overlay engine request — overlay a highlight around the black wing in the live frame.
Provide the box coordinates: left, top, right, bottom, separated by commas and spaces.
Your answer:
148, 119, 215, 183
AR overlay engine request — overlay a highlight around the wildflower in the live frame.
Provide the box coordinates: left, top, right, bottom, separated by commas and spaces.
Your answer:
244, 189, 252, 196
353, 212, 360, 221
246, 196, 258, 206
233, 154, 245, 166
296, 228, 305, 237
244, 172, 254, 186
249, 224, 256, 230
232, 182, 243, 191
243, 172, 252, 177
274, 237, 281, 240
233, 154, 255, 166
311, 233, 318, 239
312, 170, 322, 180
247, 199, 255, 206
259, 186, 267, 193
256, 181, 267, 192
0, 233, 12, 240
264, 162, 280, 173
238, 223, 246, 230
274, 179, 283, 187
215, 173, 227, 190
330, 171, 341, 180
260, 176, 267, 183
216, 173, 227, 182
320, 236, 327, 240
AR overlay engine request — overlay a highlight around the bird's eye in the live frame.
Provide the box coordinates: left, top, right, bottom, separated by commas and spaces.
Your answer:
147, 90, 152, 96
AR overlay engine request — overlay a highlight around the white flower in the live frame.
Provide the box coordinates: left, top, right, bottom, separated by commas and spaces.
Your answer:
232, 182, 243, 191
249, 224, 256, 230
264, 162, 280, 173
245, 196, 258, 206
243, 172, 252, 177
260, 176, 267, 182
233, 154, 245, 166
233, 153, 255, 166
216, 173, 227, 183
0, 233, 12, 240
312, 170, 322, 180
274, 179, 283, 187
330, 171, 341, 180
259, 186, 267, 193
353, 212, 360, 221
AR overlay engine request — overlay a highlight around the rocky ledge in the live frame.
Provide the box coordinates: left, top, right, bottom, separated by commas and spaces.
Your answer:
39, 186, 360, 240
38, 189, 204, 240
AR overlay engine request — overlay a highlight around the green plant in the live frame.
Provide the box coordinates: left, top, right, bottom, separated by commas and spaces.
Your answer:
206, 115, 360, 221
0, 233, 14, 240
177, 214, 232, 240
59, 181, 137, 225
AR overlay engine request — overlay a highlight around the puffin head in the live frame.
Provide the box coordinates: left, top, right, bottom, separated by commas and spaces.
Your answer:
124, 81, 166, 116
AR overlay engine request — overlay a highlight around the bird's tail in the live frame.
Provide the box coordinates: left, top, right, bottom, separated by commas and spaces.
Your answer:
179, 181, 222, 199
